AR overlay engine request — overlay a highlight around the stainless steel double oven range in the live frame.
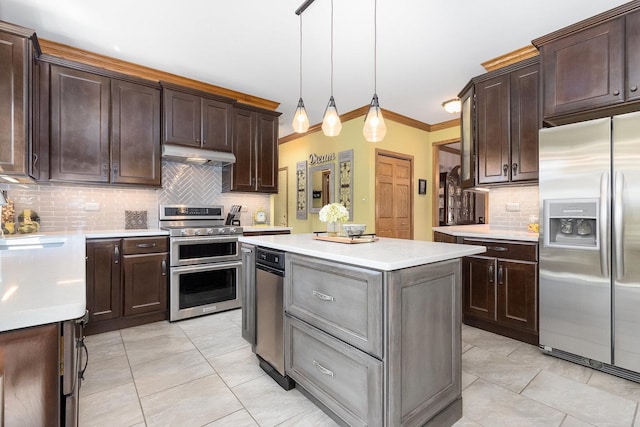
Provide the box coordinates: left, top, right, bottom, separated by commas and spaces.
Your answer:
160, 205, 243, 321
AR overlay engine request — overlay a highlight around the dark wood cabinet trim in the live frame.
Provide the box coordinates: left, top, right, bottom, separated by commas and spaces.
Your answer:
532, 0, 640, 47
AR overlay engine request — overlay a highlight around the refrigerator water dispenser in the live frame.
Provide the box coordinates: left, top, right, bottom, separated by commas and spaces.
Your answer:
544, 199, 599, 249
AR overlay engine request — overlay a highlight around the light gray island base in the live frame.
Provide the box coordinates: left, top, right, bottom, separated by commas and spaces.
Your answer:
284, 253, 462, 427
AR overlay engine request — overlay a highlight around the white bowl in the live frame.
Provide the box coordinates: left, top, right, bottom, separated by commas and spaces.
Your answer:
342, 223, 366, 236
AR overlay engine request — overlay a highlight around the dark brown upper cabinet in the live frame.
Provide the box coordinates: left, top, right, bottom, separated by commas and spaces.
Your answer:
466, 57, 540, 186
162, 83, 234, 152
111, 80, 161, 186
45, 60, 161, 186
222, 104, 280, 193
0, 21, 40, 182
533, 2, 640, 124
458, 81, 476, 188
49, 65, 111, 183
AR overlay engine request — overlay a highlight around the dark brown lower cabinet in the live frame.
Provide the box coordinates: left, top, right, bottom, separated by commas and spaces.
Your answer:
86, 236, 168, 335
86, 239, 122, 324
462, 238, 539, 345
0, 324, 59, 425
433, 230, 459, 243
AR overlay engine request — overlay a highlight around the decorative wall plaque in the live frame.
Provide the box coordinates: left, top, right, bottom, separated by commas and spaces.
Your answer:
338, 149, 354, 221
296, 161, 307, 220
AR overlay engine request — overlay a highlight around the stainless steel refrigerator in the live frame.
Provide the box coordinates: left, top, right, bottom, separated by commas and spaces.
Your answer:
539, 111, 640, 381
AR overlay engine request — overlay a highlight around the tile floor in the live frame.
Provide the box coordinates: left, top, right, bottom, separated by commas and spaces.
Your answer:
80, 309, 640, 427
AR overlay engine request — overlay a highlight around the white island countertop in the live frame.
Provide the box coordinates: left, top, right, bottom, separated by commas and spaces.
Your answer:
0, 234, 86, 333
239, 233, 486, 271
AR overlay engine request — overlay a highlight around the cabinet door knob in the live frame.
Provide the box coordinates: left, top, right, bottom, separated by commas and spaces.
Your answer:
114, 246, 120, 264
631, 86, 638, 93
512, 163, 518, 176
498, 265, 504, 285
613, 89, 620, 96
161, 259, 167, 276
502, 164, 508, 176
488, 264, 494, 283
102, 164, 109, 177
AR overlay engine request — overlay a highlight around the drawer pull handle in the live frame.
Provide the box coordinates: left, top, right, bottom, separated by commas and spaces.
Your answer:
312, 290, 335, 302
486, 246, 507, 252
136, 242, 157, 248
313, 360, 334, 377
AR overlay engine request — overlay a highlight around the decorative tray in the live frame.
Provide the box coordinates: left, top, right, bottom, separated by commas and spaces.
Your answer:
312, 232, 378, 244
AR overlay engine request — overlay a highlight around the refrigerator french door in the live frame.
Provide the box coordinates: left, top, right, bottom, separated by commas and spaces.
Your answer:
539, 111, 640, 379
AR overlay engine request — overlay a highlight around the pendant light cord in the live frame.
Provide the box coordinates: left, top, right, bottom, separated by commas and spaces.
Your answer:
299, 14, 303, 98
330, 0, 334, 96
374, 0, 377, 95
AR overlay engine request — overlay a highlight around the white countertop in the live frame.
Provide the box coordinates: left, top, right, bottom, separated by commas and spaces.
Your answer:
85, 229, 169, 238
239, 233, 486, 271
242, 226, 292, 233
0, 234, 86, 332
432, 225, 539, 242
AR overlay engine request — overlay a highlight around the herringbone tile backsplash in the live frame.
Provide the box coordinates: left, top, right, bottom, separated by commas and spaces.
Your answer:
158, 161, 223, 205
1, 160, 269, 232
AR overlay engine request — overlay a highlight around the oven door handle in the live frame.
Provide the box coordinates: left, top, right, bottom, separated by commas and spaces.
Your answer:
171, 260, 242, 273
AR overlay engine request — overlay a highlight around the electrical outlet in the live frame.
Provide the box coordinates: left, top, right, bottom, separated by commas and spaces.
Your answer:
241, 206, 248, 212
506, 202, 520, 212
84, 202, 100, 211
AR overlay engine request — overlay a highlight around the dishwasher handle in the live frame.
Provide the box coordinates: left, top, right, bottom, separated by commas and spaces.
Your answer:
256, 263, 284, 277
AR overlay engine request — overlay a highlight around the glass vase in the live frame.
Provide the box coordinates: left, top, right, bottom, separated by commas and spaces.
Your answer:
326, 221, 339, 237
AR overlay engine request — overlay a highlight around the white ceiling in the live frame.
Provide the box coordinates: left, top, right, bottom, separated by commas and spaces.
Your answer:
0, 0, 630, 137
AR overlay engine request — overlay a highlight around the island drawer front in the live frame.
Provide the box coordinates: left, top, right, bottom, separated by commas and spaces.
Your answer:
285, 253, 384, 358
285, 316, 383, 427
462, 238, 538, 262
122, 236, 168, 255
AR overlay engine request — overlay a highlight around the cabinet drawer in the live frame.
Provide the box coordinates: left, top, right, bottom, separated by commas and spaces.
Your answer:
462, 238, 537, 262
122, 236, 168, 255
285, 253, 383, 358
285, 316, 383, 427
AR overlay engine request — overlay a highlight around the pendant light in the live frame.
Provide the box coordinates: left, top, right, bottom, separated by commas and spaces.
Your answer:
363, 0, 386, 142
292, 13, 310, 133
321, 0, 342, 136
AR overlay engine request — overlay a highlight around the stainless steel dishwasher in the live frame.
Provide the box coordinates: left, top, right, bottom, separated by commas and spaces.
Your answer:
255, 247, 295, 390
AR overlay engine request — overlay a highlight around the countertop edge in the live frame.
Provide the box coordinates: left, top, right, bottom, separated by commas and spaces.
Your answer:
239, 234, 486, 271
432, 225, 539, 242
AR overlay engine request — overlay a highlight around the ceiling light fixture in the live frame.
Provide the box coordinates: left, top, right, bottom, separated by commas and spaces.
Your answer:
363, 0, 386, 142
442, 98, 461, 114
321, 0, 341, 137
292, 12, 310, 133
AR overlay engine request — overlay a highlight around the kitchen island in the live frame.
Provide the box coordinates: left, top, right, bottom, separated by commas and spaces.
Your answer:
0, 233, 86, 426
239, 233, 485, 427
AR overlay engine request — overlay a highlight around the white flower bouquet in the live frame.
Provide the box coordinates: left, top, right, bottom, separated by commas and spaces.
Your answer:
318, 203, 349, 223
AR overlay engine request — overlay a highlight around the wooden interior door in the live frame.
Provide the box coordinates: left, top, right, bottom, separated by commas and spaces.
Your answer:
375, 150, 413, 239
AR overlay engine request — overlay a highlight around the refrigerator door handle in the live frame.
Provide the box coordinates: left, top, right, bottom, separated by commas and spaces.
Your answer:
599, 172, 609, 278
614, 171, 625, 280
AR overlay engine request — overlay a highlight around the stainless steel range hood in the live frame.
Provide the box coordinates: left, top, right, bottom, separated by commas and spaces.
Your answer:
162, 144, 236, 166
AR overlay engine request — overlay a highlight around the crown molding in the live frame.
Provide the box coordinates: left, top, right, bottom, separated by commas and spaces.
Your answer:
38, 38, 280, 111
481, 45, 539, 72
279, 107, 459, 144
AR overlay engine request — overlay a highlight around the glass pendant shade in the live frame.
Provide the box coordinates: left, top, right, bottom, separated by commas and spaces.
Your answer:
363, 94, 387, 142
292, 98, 310, 133
321, 96, 342, 136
